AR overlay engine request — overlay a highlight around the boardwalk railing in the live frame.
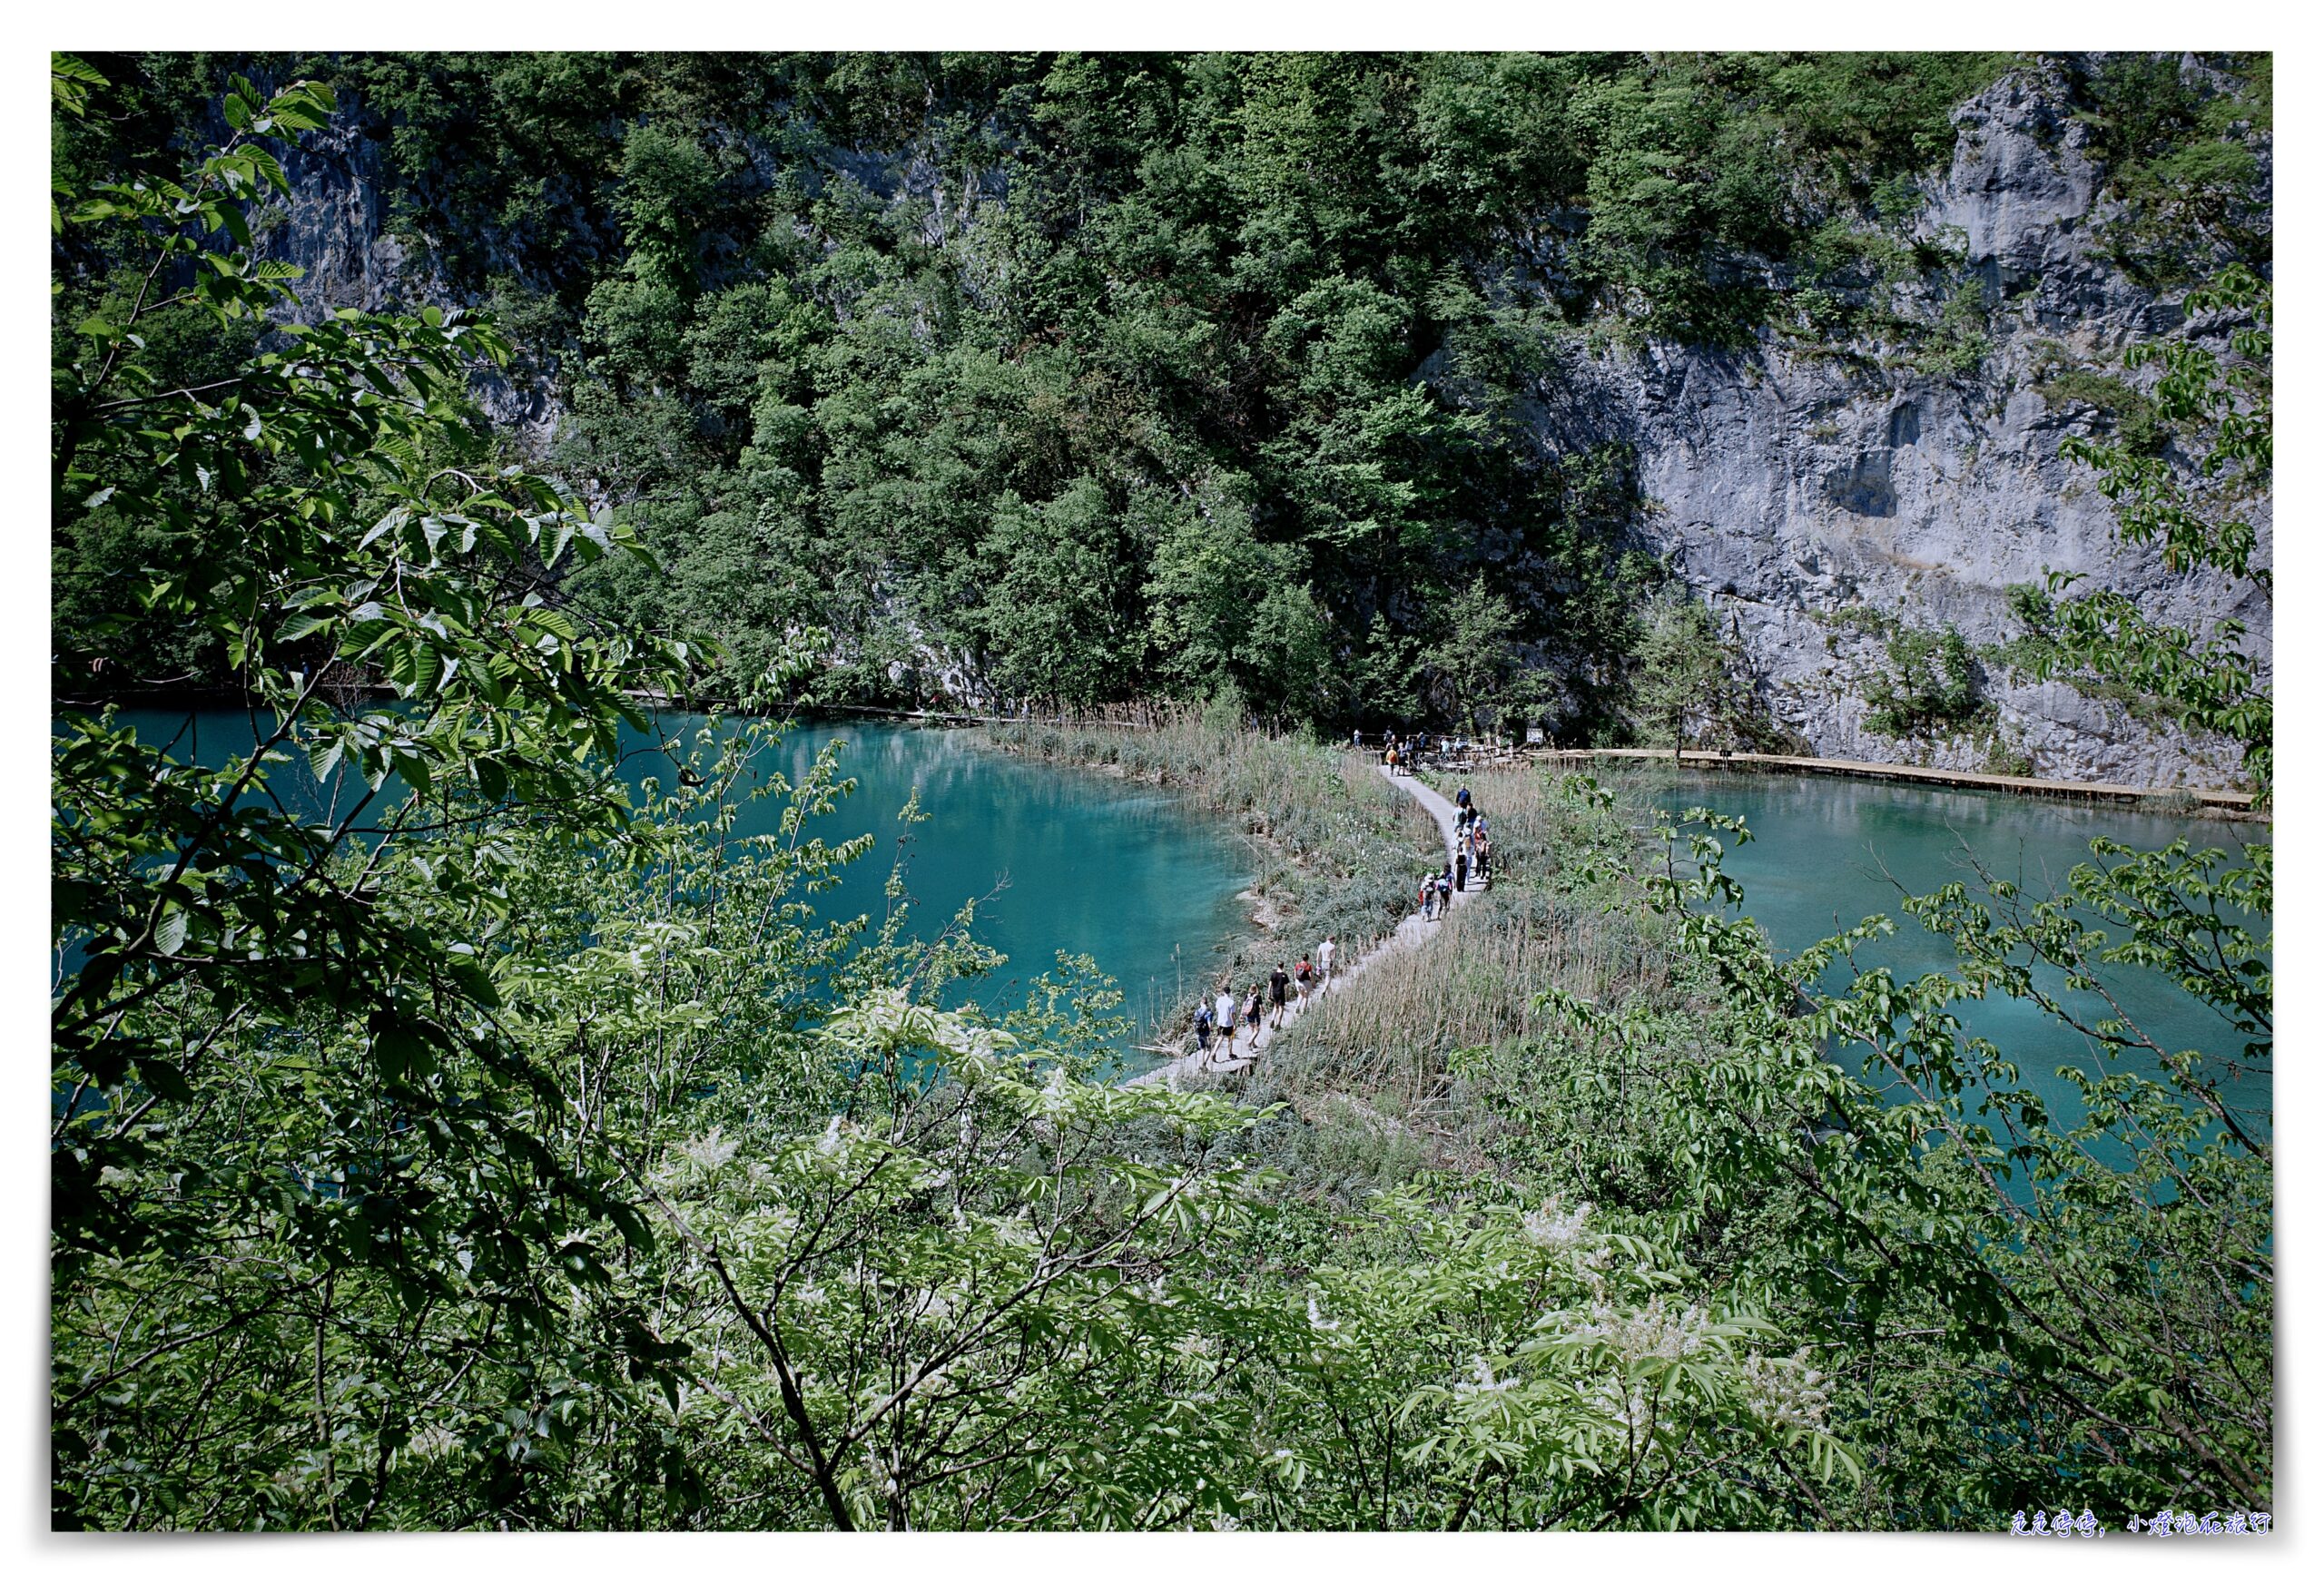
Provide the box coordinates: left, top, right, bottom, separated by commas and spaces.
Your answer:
1521, 746, 2254, 811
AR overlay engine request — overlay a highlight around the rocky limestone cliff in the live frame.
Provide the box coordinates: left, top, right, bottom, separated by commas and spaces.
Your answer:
256, 109, 567, 453
1532, 64, 2269, 788
246, 64, 2268, 788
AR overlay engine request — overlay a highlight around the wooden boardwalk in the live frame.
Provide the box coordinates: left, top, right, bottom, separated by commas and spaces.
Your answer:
1521, 746, 2255, 811
1128, 765, 1479, 1089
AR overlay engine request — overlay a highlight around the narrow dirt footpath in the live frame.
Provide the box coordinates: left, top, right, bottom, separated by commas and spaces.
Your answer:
1128, 763, 1481, 1088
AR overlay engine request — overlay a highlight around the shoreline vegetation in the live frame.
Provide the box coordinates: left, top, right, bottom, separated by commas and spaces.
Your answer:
83, 675, 2267, 820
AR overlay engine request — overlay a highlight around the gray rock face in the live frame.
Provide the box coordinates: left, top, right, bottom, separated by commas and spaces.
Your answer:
1535, 64, 2269, 788
254, 110, 566, 452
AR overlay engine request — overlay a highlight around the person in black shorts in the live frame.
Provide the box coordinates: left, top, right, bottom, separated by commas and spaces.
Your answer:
1269, 963, 1291, 1027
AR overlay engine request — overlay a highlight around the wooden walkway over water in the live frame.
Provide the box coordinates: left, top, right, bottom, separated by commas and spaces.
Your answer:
1126, 740, 2255, 1090
1518, 746, 2255, 811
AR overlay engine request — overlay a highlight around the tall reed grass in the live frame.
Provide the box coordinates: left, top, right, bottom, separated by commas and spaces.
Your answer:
1418, 762, 1560, 880
1253, 765, 1696, 1185
1253, 885, 1655, 1105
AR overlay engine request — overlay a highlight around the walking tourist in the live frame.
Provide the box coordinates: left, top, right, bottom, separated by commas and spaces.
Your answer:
1269, 963, 1291, 1028
1215, 985, 1237, 1059
1318, 935, 1336, 993
1455, 844, 1468, 892
1244, 983, 1265, 1043
1193, 999, 1214, 1063
1295, 956, 1313, 1011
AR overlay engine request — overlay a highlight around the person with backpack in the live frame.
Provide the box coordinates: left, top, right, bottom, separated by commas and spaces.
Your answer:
1244, 982, 1265, 1044
1193, 999, 1215, 1064
1295, 956, 1314, 1011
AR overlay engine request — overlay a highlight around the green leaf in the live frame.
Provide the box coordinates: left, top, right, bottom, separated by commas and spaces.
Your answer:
276, 612, 332, 644
132, 1056, 193, 1104
368, 1015, 438, 1085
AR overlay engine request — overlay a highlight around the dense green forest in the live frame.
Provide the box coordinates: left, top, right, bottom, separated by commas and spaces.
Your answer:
54, 49, 2270, 734
51, 56, 2270, 1532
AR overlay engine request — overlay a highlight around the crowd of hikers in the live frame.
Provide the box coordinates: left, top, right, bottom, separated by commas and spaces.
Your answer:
1187, 772, 1496, 1072
1192, 936, 1336, 1067
1417, 786, 1492, 919
1357, 727, 1489, 777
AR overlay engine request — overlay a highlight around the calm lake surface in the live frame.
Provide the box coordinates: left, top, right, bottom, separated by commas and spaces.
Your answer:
111, 709, 1252, 1063
1596, 764, 2271, 1137
95, 710, 2270, 1116
729, 719, 1252, 1047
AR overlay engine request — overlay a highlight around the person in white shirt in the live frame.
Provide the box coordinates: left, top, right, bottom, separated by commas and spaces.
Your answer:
1214, 986, 1238, 1058
1317, 936, 1336, 993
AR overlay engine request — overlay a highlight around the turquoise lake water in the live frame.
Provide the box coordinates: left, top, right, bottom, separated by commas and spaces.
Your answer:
719, 719, 1252, 1046
109, 710, 1252, 1062
1595, 764, 2271, 1138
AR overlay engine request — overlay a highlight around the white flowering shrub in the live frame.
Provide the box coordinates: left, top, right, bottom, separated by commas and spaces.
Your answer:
1233, 1185, 1856, 1529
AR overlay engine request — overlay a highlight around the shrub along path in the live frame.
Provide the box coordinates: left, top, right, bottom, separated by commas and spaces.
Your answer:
1129, 763, 1480, 1087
